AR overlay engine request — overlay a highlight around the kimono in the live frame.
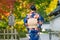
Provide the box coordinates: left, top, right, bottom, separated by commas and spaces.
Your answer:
24, 12, 44, 40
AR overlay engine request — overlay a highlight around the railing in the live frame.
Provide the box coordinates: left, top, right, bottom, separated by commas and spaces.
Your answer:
48, 30, 60, 40
0, 29, 19, 40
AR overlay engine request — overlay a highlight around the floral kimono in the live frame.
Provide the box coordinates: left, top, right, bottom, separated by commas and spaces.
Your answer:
24, 11, 44, 40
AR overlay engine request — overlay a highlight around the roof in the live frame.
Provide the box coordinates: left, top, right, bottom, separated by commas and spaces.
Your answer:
53, 5, 60, 12
51, 14, 60, 21
49, 5, 60, 20
49, 5, 60, 16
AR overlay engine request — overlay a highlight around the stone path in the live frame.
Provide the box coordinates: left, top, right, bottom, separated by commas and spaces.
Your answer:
20, 33, 60, 40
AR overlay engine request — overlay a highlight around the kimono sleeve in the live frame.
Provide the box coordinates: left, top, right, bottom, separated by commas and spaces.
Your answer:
38, 15, 44, 22
24, 15, 28, 25
37, 15, 44, 28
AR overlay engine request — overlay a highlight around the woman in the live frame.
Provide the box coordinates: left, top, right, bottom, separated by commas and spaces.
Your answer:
24, 5, 44, 40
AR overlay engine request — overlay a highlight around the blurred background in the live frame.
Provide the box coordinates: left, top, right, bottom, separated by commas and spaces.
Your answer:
0, 0, 60, 40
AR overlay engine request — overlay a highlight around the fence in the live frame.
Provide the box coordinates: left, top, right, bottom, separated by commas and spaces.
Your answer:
0, 29, 19, 40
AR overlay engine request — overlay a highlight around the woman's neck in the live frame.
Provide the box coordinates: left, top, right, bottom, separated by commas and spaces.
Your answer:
30, 10, 36, 14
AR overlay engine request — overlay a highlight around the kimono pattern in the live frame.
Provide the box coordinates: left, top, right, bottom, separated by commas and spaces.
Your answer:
24, 12, 44, 40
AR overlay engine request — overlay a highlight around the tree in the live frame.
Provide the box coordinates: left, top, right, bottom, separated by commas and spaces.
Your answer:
0, 0, 16, 29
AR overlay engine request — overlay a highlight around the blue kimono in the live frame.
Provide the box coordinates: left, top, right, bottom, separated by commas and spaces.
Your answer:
24, 12, 44, 40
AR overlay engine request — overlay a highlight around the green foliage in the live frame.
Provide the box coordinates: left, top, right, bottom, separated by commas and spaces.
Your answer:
14, 0, 52, 19
18, 29, 26, 38
0, 20, 8, 29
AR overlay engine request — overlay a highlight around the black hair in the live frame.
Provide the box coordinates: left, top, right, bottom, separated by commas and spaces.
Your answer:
30, 5, 36, 11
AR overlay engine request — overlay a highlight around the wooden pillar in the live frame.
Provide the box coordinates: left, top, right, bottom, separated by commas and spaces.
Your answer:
4, 29, 5, 40
15, 29, 17, 39
11, 26, 13, 40
7, 29, 9, 40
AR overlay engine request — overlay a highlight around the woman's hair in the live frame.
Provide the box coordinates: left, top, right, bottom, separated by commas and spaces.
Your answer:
30, 5, 36, 11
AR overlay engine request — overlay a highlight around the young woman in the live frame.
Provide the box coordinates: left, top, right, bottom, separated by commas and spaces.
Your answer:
24, 5, 44, 40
